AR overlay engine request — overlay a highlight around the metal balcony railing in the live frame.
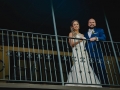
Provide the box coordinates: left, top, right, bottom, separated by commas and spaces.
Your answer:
0, 29, 120, 87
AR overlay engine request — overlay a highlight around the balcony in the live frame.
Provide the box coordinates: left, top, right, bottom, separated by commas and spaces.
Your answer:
0, 29, 120, 89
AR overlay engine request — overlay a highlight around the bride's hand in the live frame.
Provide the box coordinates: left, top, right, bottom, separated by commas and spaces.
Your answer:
80, 34, 86, 39
80, 36, 86, 40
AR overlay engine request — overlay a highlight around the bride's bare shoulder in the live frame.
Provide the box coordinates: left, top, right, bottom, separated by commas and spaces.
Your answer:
69, 32, 73, 37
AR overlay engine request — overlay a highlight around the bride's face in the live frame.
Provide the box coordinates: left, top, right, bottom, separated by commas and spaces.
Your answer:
72, 21, 80, 31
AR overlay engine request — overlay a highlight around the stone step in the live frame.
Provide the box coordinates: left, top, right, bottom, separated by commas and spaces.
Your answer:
0, 83, 120, 90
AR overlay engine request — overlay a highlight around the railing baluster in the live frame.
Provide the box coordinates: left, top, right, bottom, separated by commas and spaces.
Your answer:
73, 38, 82, 83
94, 41, 106, 84
50, 36, 57, 82
107, 42, 118, 85
27, 33, 32, 81
12, 32, 16, 80
115, 43, 120, 85
61, 37, 68, 81
82, 40, 93, 84
46, 36, 52, 82
2, 30, 5, 79
65, 38, 74, 83
101, 42, 110, 85
41, 35, 47, 81
32, 34, 37, 81
86, 40, 97, 84
7, 31, 10, 80
17, 32, 21, 80
22, 33, 27, 80
90, 41, 101, 83
99, 42, 109, 84
78, 40, 88, 84
115, 43, 120, 57
36, 35, 42, 81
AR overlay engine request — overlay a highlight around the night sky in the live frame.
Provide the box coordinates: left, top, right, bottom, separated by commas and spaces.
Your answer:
0, 0, 120, 41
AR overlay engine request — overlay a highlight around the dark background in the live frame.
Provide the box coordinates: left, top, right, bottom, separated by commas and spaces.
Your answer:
0, 0, 120, 41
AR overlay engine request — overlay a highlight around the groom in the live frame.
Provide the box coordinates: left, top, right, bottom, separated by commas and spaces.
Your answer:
84, 18, 109, 87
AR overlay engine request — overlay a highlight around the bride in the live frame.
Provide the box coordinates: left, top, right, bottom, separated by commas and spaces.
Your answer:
65, 20, 102, 87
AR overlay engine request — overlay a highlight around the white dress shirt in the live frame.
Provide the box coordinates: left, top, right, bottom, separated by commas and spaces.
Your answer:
88, 29, 94, 38
88, 29, 98, 41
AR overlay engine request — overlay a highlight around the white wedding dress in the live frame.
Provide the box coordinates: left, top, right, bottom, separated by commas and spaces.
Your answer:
65, 34, 102, 87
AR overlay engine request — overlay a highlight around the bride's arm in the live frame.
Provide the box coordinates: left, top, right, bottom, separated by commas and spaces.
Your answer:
69, 32, 83, 47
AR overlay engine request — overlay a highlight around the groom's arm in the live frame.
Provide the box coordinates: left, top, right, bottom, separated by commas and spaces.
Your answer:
90, 29, 106, 41
97, 29, 106, 41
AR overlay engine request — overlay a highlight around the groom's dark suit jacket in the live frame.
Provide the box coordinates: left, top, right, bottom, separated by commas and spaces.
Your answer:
84, 28, 106, 59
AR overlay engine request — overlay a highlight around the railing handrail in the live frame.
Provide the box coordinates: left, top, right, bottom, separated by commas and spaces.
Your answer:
0, 29, 115, 43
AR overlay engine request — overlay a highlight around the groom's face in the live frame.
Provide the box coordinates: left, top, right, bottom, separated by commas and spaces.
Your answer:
88, 19, 96, 29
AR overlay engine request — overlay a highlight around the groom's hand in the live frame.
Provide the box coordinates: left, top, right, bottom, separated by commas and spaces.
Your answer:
90, 37, 97, 41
